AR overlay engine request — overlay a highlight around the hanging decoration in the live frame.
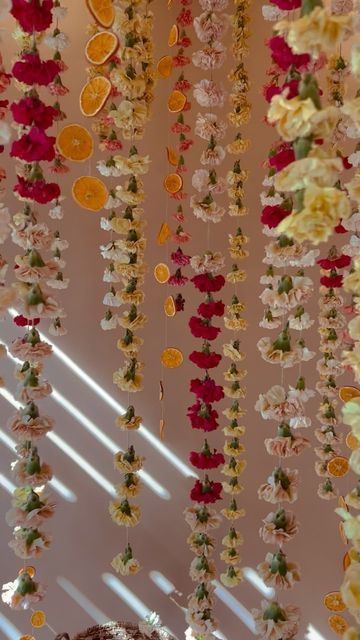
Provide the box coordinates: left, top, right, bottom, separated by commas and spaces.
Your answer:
2, 0, 69, 622
80, 0, 156, 575
218, 0, 251, 589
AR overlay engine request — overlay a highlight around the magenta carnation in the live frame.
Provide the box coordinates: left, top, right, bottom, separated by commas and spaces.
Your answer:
190, 377, 224, 403
11, 97, 57, 129
11, 128, 55, 162
12, 53, 59, 87
270, 0, 301, 7
11, 0, 53, 33
14, 176, 60, 204
189, 348, 222, 369
189, 316, 221, 340
269, 143, 295, 172
261, 205, 290, 228
317, 254, 351, 270
268, 36, 311, 72
171, 247, 191, 266
188, 401, 219, 432
191, 273, 225, 293
190, 448, 225, 470
190, 478, 222, 503
197, 299, 225, 318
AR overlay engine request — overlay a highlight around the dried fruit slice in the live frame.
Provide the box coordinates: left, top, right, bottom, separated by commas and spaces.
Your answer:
323, 592, 346, 613
154, 262, 170, 284
56, 124, 93, 162
338, 495, 349, 511
328, 614, 349, 636
159, 380, 164, 401
161, 347, 183, 368
85, 31, 119, 65
168, 89, 187, 113
164, 295, 176, 317
343, 551, 351, 570
327, 455, 350, 478
157, 222, 171, 245
87, 0, 114, 27
80, 76, 111, 117
20, 636, 35, 640
166, 146, 178, 166
339, 386, 360, 402
164, 172, 183, 194
160, 418, 165, 440
31, 611, 46, 628
346, 431, 360, 450
339, 522, 348, 545
72, 176, 108, 211
168, 24, 179, 47
18, 566, 35, 578
157, 55, 173, 78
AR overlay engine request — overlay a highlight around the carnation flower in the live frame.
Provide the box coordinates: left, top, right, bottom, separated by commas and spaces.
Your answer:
11, 128, 55, 163
189, 316, 220, 340
257, 551, 301, 590
1, 572, 46, 610
192, 273, 225, 292
11, 0, 53, 33
11, 97, 57, 129
261, 204, 290, 228
171, 247, 190, 266
14, 176, 60, 204
193, 79, 225, 108
190, 477, 222, 504
190, 440, 225, 469
189, 346, 222, 369
111, 544, 141, 576
259, 509, 299, 545
252, 600, 300, 640
190, 377, 224, 402
12, 53, 59, 86
258, 467, 298, 503
188, 401, 219, 431
268, 35, 310, 71
197, 298, 225, 318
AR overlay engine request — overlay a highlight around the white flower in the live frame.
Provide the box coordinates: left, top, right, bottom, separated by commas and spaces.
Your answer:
104, 194, 122, 210
349, 151, 360, 167
44, 31, 69, 51
52, 4, 68, 19
49, 204, 64, 220
101, 315, 118, 330
96, 161, 123, 177
260, 191, 284, 206
343, 213, 360, 233
262, 4, 288, 20
0, 121, 11, 146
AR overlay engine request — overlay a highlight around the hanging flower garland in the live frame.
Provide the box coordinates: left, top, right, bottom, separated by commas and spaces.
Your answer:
218, 0, 251, 590
183, 0, 229, 634
2, 0, 70, 618
81, 0, 155, 576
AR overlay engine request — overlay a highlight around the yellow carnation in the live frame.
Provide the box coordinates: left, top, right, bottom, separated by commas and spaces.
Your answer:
268, 95, 317, 141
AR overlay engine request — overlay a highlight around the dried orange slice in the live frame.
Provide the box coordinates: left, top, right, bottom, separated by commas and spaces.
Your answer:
31, 611, 46, 628
161, 347, 183, 368
87, 0, 114, 27
339, 386, 360, 402
166, 146, 178, 166
343, 551, 351, 570
160, 418, 165, 440
324, 592, 346, 613
164, 295, 176, 317
339, 522, 348, 545
157, 55, 173, 79
327, 456, 350, 478
85, 31, 119, 65
56, 124, 93, 162
168, 24, 179, 47
328, 615, 349, 636
80, 76, 111, 117
20, 636, 35, 640
164, 172, 183, 194
72, 176, 108, 211
168, 90, 187, 113
157, 222, 171, 245
154, 263, 170, 284
338, 496, 349, 511
18, 566, 35, 578
346, 431, 360, 450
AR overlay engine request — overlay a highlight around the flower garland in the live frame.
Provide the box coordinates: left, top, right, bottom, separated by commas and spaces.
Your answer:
184, 0, 229, 635
253, 0, 326, 633
84, 0, 156, 575
218, 0, 251, 590
2, 0, 69, 617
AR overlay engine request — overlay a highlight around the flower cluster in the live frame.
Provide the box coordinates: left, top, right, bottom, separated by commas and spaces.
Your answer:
89, 0, 156, 575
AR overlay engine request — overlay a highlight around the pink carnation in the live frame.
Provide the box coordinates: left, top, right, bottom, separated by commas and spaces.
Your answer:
193, 79, 225, 108
268, 35, 311, 72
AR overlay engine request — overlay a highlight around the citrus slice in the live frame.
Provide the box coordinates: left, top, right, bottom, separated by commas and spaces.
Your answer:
323, 592, 346, 613
339, 386, 360, 402
164, 295, 176, 317
85, 31, 119, 65
346, 431, 360, 450
157, 222, 171, 245
56, 124, 93, 162
168, 90, 187, 113
328, 615, 349, 636
159, 380, 164, 401
72, 176, 108, 211
343, 551, 351, 570
166, 146, 178, 166
87, 0, 114, 27
339, 522, 348, 545
18, 566, 35, 578
161, 347, 183, 368
338, 496, 349, 511
154, 263, 170, 284
80, 76, 111, 117
157, 55, 173, 78
160, 418, 165, 440
31, 611, 46, 628
20, 636, 35, 640
164, 172, 183, 194
168, 24, 179, 47
327, 456, 350, 478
